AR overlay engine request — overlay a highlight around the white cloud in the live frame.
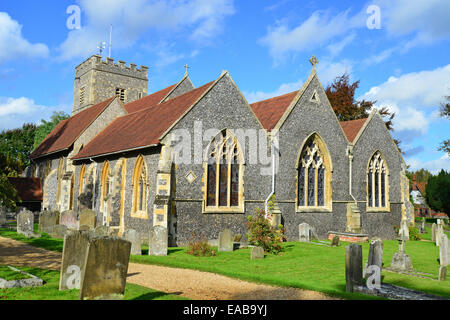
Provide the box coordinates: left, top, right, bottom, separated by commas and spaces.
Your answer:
244, 79, 304, 104
0, 97, 70, 131
316, 59, 353, 86
0, 12, 49, 64
57, 0, 234, 61
259, 8, 365, 64
407, 153, 450, 174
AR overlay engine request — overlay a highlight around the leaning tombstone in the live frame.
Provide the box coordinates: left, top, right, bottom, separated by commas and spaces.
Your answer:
298, 223, 311, 242
16, 209, 37, 238
79, 209, 96, 230
149, 226, 168, 256
218, 229, 234, 252
39, 211, 59, 233
94, 225, 112, 237
59, 230, 93, 290
439, 234, 448, 267
250, 246, 264, 260
363, 240, 383, 278
123, 229, 141, 255
345, 244, 363, 293
79, 236, 131, 300
59, 210, 79, 230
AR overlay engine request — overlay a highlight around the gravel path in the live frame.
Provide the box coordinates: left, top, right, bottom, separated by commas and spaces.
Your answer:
0, 236, 338, 300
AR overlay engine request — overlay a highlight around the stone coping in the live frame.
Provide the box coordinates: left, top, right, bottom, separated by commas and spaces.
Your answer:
0, 266, 44, 289
328, 231, 369, 243
354, 283, 449, 300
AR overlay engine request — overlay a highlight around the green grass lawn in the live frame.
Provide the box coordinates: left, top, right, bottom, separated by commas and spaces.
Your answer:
0, 266, 189, 300
0, 266, 32, 281
1, 224, 448, 300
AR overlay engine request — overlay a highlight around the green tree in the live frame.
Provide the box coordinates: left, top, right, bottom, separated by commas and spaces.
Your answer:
33, 111, 70, 149
0, 123, 38, 173
425, 170, 450, 218
325, 73, 400, 152
438, 96, 450, 155
0, 175, 20, 211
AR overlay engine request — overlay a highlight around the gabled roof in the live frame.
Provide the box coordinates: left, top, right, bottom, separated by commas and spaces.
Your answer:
339, 118, 368, 144
249, 91, 297, 131
30, 97, 116, 159
72, 81, 215, 160
124, 84, 177, 113
8, 177, 42, 202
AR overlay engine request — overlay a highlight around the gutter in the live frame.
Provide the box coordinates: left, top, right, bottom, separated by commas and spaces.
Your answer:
72, 144, 159, 161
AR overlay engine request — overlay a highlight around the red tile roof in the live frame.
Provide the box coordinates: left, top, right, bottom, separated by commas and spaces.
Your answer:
30, 97, 116, 159
339, 118, 368, 143
249, 91, 298, 131
72, 81, 215, 160
124, 84, 177, 113
8, 177, 42, 201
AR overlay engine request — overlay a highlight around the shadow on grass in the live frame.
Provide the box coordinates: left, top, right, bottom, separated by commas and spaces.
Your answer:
132, 291, 184, 300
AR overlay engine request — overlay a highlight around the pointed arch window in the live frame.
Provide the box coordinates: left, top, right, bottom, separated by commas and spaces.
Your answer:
297, 134, 332, 211
367, 151, 389, 211
132, 155, 149, 217
204, 129, 244, 213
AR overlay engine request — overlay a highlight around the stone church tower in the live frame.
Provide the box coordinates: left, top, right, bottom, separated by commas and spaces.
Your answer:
72, 55, 149, 115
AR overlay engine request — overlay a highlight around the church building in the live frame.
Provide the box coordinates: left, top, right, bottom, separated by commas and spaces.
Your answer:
26, 54, 413, 244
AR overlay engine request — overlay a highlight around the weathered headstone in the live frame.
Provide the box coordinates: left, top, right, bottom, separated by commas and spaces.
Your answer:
79, 236, 131, 300
438, 266, 447, 281
345, 244, 363, 293
398, 219, 409, 240
94, 225, 112, 237
79, 209, 96, 230
218, 228, 234, 252
331, 235, 341, 247
16, 209, 35, 237
79, 225, 91, 231
60, 210, 79, 230
38, 211, 59, 233
250, 246, 264, 260
149, 225, 168, 256
50, 224, 68, 239
432, 223, 437, 242
418, 218, 426, 234
435, 224, 444, 247
0, 206, 7, 227
59, 230, 93, 290
298, 223, 311, 242
439, 234, 448, 266
123, 229, 141, 255
364, 240, 383, 278
390, 238, 414, 272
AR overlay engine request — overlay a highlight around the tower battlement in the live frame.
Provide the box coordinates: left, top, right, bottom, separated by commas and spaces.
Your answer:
73, 55, 148, 115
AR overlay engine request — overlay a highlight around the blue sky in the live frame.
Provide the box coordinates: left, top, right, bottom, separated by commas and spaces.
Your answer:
0, 0, 449, 173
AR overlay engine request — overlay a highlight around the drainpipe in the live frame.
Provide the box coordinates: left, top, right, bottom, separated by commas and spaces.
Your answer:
347, 146, 357, 206
265, 140, 276, 218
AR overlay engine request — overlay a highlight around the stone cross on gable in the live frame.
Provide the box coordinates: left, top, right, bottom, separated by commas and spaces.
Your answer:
184, 64, 191, 75
309, 55, 319, 68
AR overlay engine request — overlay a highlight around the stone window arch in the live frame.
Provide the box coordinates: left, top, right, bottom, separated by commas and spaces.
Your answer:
367, 151, 390, 211
203, 129, 244, 213
296, 133, 332, 212
132, 155, 149, 217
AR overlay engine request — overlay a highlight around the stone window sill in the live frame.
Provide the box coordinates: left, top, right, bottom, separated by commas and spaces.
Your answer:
296, 206, 332, 213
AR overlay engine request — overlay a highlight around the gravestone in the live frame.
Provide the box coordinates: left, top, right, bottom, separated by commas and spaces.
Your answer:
250, 246, 264, 260
79, 236, 131, 300
419, 218, 426, 234
0, 206, 7, 227
39, 211, 59, 233
364, 240, 383, 278
439, 234, 448, 267
298, 223, 311, 242
218, 229, 234, 252
390, 238, 413, 272
59, 230, 93, 290
438, 266, 447, 281
79, 225, 91, 231
331, 235, 341, 247
94, 225, 112, 237
50, 224, 68, 239
60, 210, 79, 230
79, 209, 96, 230
398, 219, 409, 240
432, 223, 437, 242
16, 209, 35, 237
149, 226, 168, 256
123, 229, 141, 255
435, 224, 444, 247
345, 244, 363, 293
